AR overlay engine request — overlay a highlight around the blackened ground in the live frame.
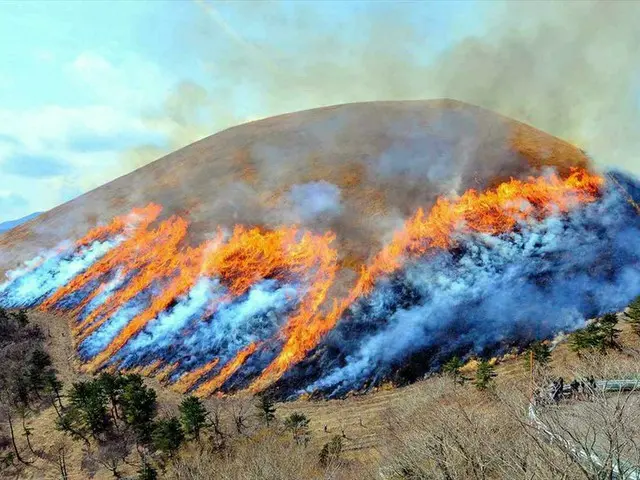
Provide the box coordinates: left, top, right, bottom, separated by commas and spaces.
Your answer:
269, 175, 640, 400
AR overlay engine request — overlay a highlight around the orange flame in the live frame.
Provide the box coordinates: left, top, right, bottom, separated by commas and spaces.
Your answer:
41, 204, 163, 311
248, 168, 604, 391
195, 342, 258, 397
38, 168, 604, 396
61, 222, 337, 376
73, 216, 192, 341
155, 362, 180, 383
173, 358, 219, 393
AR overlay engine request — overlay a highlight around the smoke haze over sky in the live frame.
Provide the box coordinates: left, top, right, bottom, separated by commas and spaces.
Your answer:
0, 0, 638, 222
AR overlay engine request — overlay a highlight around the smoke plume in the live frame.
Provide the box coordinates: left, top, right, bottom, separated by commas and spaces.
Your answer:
299, 174, 640, 396
117, 1, 640, 176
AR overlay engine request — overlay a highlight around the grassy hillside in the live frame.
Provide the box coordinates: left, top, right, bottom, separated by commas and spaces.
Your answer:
2, 307, 639, 479
0, 99, 589, 280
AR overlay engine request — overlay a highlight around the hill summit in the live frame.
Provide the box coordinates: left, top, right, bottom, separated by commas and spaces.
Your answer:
0, 99, 589, 274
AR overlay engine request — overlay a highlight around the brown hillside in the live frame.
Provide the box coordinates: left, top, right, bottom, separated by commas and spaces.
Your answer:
0, 99, 589, 278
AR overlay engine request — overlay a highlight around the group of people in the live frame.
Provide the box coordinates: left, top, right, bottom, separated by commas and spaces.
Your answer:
535, 376, 597, 404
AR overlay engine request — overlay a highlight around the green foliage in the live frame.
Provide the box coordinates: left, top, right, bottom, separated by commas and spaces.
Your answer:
56, 373, 157, 446
570, 323, 603, 352
474, 360, 495, 391
152, 417, 184, 456
284, 412, 310, 445
570, 313, 621, 354
442, 356, 464, 382
119, 374, 157, 443
255, 394, 277, 426
626, 296, 640, 336
43, 368, 63, 400
319, 435, 343, 467
11, 310, 28, 328
97, 372, 125, 420
1, 451, 15, 469
600, 313, 621, 348
0, 308, 58, 411
137, 461, 158, 480
28, 348, 53, 392
523, 341, 551, 371
56, 406, 87, 442
179, 396, 208, 441
67, 380, 110, 437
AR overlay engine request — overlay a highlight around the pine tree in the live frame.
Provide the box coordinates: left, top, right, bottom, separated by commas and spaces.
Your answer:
626, 296, 640, 337
67, 380, 110, 437
284, 412, 310, 446
570, 323, 604, 353
523, 341, 551, 372
97, 372, 125, 422
443, 356, 464, 383
119, 375, 157, 444
152, 417, 184, 457
474, 360, 495, 391
28, 348, 53, 393
137, 461, 158, 480
179, 396, 208, 441
255, 394, 277, 426
599, 313, 621, 350
570, 315, 621, 355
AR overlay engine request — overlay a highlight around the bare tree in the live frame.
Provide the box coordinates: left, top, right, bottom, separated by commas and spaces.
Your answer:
380, 377, 586, 480
528, 356, 640, 479
0, 405, 32, 466
86, 431, 134, 479
206, 398, 227, 450
229, 398, 252, 436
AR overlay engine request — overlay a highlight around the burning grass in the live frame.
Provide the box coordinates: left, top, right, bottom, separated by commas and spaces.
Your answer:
1, 168, 639, 400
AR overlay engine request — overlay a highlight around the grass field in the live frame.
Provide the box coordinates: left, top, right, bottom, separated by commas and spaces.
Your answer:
7, 308, 636, 480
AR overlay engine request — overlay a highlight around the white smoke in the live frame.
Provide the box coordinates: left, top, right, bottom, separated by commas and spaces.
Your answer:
304, 179, 640, 396
0, 237, 123, 308
285, 181, 343, 224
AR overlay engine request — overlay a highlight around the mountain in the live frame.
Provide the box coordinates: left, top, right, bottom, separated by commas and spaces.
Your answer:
6, 99, 633, 398
0, 99, 589, 276
0, 212, 41, 233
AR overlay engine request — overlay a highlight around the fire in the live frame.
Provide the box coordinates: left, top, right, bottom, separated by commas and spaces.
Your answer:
195, 342, 258, 397
249, 168, 603, 391
40, 203, 163, 311
9, 168, 606, 396
173, 358, 219, 393
359, 167, 602, 294
73, 216, 193, 341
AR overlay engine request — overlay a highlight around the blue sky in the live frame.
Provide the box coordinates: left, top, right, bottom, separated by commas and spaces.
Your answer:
0, 0, 486, 222
0, 1, 637, 223
0, 1, 188, 221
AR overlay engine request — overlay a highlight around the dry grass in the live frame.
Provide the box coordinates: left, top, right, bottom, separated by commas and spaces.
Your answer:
3, 310, 640, 479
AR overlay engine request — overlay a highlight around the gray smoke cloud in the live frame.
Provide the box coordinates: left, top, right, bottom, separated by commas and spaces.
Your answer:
286, 181, 342, 224
116, 0, 640, 177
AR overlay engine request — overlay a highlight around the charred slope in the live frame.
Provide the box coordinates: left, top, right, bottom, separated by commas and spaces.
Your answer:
269, 171, 640, 398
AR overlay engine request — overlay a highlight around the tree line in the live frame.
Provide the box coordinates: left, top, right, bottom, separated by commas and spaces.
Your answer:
2, 294, 640, 478
0, 307, 341, 478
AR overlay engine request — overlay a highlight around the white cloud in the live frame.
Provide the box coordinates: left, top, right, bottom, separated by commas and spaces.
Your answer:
68, 51, 172, 109
0, 51, 173, 222
0, 105, 152, 151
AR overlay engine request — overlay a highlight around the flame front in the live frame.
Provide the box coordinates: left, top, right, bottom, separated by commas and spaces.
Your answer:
249, 168, 604, 390
0, 168, 617, 396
